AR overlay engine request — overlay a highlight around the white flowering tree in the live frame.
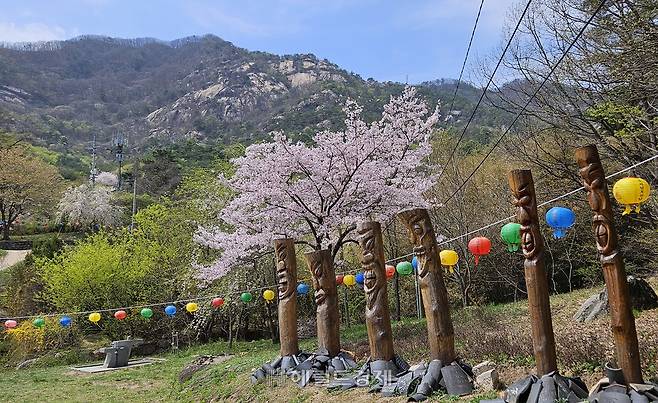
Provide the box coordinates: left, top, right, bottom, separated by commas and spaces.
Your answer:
57, 184, 122, 229
196, 87, 440, 280
95, 171, 119, 188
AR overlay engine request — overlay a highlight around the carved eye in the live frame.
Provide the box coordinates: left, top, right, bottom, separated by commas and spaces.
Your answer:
365, 237, 374, 251
314, 264, 322, 278
412, 223, 423, 235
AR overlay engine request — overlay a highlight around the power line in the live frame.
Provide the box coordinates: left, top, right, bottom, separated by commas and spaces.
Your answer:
445, 0, 486, 114
437, 0, 533, 184
442, 0, 608, 205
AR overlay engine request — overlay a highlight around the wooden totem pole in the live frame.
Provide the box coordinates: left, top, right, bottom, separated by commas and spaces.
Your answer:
575, 145, 643, 384
398, 208, 456, 363
305, 249, 341, 357
274, 238, 300, 357
357, 221, 395, 362
508, 169, 558, 375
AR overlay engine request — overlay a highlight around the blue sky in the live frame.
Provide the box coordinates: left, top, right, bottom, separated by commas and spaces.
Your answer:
0, 0, 518, 83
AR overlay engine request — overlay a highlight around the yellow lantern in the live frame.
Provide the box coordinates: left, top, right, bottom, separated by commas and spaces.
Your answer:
263, 289, 275, 303
439, 249, 459, 273
88, 312, 101, 323
343, 274, 356, 287
613, 177, 651, 215
185, 302, 199, 313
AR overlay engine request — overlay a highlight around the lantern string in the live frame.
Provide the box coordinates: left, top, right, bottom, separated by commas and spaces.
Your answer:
3, 152, 657, 323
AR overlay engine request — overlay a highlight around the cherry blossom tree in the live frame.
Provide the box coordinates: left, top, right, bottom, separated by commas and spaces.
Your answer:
95, 171, 119, 188
196, 87, 440, 280
58, 184, 122, 229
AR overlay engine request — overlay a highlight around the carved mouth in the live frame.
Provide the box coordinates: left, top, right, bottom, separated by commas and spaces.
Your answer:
277, 270, 291, 297
363, 267, 377, 292
315, 288, 326, 305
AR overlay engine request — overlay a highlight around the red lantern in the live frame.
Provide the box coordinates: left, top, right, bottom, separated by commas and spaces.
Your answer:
211, 297, 224, 308
385, 265, 395, 279
336, 275, 344, 285
468, 236, 491, 265
114, 310, 127, 320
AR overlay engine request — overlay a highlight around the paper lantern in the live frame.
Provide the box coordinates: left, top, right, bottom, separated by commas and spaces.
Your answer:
613, 177, 651, 215
164, 305, 177, 317
33, 318, 45, 328
545, 206, 576, 239
343, 274, 356, 286
88, 312, 101, 323
297, 283, 310, 295
355, 272, 365, 285
240, 293, 253, 303
140, 308, 153, 319
4, 320, 17, 329
385, 265, 396, 279
186, 302, 199, 312
501, 223, 522, 252
263, 289, 275, 302
335, 275, 344, 285
114, 310, 127, 320
211, 297, 224, 308
439, 250, 459, 273
59, 316, 72, 327
468, 237, 491, 265
411, 256, 419, 272
396, 261, 413, 276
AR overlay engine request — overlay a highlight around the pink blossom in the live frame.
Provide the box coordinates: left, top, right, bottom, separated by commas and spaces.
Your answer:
196, 87, 440, 280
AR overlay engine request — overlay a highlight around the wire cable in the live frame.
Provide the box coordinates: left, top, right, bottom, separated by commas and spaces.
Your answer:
442, 0, 608, 205
445, 0, 486, 114
437, 0, 533, 184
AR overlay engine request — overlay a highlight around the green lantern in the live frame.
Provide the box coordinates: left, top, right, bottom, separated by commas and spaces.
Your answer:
501, 223, 522, 252
240, 292, 253, 303
33, 317, 46, 328
140, 308, 153, 319
396, 261, 414, 276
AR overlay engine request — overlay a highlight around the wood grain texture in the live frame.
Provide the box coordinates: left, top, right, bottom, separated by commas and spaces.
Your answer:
274, 238, 299, 356
575, 145, 643, 384
305, 249, 341, 356
357, 221, 395, 361
508, 169, 558, 375
398, 208, 456, 363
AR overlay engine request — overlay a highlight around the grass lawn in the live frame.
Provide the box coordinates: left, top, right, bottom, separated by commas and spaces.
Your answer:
0, 278, 656, 402
0, 249, 6, 259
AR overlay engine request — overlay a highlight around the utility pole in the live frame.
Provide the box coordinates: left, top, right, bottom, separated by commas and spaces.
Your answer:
89, 133, 98, 187
113, 132, 125, 190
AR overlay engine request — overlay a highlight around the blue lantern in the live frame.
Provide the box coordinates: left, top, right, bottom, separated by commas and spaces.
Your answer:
59, 316, 72, 327
355, 272, 365, 285
164, 305, 177, 317
411, 256, 418, 273
545, 206, 576, 239
297, 283, 310, 295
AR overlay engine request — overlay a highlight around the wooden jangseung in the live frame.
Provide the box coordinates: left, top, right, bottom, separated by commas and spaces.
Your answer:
501, 170, 588, 403
576, 145, 658, 401
352, 221, 409, 392
398, 208, 473, 398
251, 239, 310, 383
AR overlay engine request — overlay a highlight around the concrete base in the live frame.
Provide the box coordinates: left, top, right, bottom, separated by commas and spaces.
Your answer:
71, 358, 163, 373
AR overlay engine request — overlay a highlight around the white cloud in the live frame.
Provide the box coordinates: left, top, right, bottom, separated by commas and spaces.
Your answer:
0, 21, 70, 42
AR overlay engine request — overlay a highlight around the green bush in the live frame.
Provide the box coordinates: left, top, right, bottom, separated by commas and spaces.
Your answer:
32, 235, 64, 258
3, 317, 82, 365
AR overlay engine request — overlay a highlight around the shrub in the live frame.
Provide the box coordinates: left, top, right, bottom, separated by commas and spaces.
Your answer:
4, 317, 82, 365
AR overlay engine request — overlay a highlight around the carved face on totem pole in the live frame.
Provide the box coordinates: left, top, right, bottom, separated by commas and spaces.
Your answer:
357, 222, 386, 310
510, 181, 542, 260
275, 241, 296, 300
579, 160, 615, 256
309, 251, 336, 306
399, 209, 438, 278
